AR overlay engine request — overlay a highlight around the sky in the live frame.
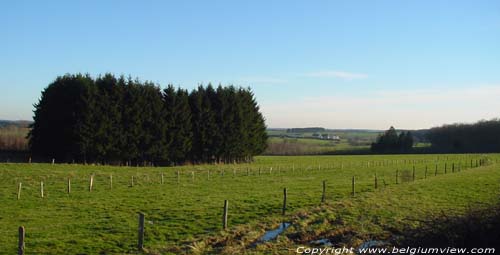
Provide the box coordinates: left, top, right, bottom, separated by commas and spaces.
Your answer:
1, 0, 499, 129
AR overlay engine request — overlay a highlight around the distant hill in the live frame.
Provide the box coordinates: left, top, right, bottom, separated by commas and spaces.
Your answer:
0, 120, 32, 128
286, 127, 325, 133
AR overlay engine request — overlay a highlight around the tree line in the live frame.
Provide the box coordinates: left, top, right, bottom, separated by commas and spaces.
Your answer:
371, 126, 414, 153
426, 119, 500, 153
28, 73, 267, 165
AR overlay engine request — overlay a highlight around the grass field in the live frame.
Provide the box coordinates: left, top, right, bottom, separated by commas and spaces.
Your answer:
1, 154, 498, 254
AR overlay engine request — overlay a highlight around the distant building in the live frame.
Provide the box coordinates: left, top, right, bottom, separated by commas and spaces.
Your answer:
313, 133, 341, 141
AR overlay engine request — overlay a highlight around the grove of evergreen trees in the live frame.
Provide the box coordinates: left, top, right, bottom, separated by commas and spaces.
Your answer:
426, 119, 500, 153
371, 126, 414, 153
28, 73, 268, 165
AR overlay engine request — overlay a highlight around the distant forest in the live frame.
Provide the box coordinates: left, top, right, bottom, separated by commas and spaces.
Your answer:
28, 74, 267, 165
370, 126, 414, 153
427, 119, 500, 153
286, 127, 325, 133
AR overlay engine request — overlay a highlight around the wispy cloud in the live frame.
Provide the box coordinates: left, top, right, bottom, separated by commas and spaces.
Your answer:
304, 70, 368, 80
237, 76, 287, 85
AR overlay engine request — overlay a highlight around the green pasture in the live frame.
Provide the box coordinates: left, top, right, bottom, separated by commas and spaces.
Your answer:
0, 154, 498, 254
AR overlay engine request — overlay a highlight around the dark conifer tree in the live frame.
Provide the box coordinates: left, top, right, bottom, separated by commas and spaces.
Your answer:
163, 85, 192, 164
30, 74, 269, 165
120, 78, 144, 165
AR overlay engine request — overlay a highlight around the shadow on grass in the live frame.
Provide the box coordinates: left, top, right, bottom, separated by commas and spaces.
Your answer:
399, 204, 500, 249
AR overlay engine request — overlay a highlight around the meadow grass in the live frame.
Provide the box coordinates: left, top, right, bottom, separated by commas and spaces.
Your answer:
0, 154, 497, 254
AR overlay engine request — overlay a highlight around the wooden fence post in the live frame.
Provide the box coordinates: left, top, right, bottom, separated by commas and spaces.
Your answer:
131, 176, 135, 187
282, 188, 287, 216
321, 180, 326, 203
89, 174, 94, 192
374, 173, 378, 189
161, 173, 164, 184
67, 178, 71, 194
452, 163, 455, 173
40, 181, 44, 198
351, 176, 355, 196
412, 167, 415, 181
177, 171, 180, 183
17, 182, 22, 200
138, 212, 145, 250
444, 163, 447, 174
18, 226, 25, 255
110, 174, 113, 189
223, 200, 228, 229
191, 171, 195, 182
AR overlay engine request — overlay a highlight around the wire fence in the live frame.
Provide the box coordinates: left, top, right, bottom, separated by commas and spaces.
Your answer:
0, 155, 494, 254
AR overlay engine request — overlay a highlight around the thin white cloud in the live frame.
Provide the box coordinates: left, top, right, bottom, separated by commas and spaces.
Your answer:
260, 85, 500, 129
304, 70, 368, 80
237, 76, 287, 85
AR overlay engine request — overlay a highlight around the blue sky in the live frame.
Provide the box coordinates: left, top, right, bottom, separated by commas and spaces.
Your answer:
1, 0, 499, 129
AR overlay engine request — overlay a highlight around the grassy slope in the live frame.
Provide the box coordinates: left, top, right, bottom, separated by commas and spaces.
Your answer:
194, 158, 500, 254
0, 154, 497, 254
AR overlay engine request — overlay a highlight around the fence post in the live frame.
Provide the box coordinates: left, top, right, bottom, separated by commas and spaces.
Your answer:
452, 163, 455, 173
138, 212, 145, 250
18, 226, 25, 255
321, 180, 326, 203
282, 188, 287, 216
40, 181, 44, 198
424, 166, 427, 179
374, 173, 378, 189
89, 174, 94, 192
177, 171, 180, 183
161, 173, 164, 184
110, 174, 113, 189
351, 176, 355, 196
67, 178, 71, 194
445, 163, 447, 174
412, 166, 415, 181
223, 200, 228, 229
17, 182, 22, 200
